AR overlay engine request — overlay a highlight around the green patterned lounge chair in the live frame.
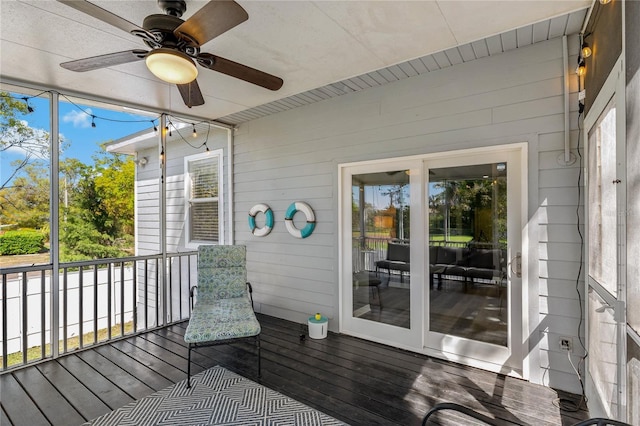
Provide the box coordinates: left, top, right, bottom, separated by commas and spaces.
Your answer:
184, 245, 261, 388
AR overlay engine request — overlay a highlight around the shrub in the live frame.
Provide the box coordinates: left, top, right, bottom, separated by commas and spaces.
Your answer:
0, 230, 45, 255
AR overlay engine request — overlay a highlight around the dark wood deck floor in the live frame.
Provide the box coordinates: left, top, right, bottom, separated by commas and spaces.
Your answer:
1, 314, 589, 426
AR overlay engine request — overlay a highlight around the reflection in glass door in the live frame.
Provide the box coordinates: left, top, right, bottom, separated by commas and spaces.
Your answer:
351, 170, 411, 328
428, 163, 508, 346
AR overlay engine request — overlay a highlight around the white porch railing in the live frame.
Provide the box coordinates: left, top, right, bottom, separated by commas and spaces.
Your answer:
0, 251, 197, 371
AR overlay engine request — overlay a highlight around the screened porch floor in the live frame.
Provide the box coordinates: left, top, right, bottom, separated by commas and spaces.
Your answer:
1, 314, 589, 426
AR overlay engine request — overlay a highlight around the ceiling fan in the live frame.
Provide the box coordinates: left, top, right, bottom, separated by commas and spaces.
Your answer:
57, 0, 284, 108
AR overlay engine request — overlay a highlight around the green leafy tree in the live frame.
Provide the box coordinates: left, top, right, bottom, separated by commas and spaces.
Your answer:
0, 162, 49, 229
94, 152, 135, 236
60, 152, 134, 260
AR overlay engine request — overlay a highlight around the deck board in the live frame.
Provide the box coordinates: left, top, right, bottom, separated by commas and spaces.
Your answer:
57, 354, 134, 410
0, 373, 50, 426
110, 339, 186, 383
0, 314, 590, 426
36, 361, 110, 421
92, 345, 174, 391
11, 366, 85, 425
76, 349, 155, 400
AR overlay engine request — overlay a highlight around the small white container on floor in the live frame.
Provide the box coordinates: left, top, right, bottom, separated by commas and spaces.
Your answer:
307, 314, 328, 339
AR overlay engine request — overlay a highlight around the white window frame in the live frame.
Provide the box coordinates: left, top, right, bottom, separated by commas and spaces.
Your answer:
184, 150, 224, 248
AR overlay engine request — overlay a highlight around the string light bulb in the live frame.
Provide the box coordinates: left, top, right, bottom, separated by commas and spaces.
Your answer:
91, 115, 96, 128
581, 43, 592, 58
22, 97, 34, 113
577, 59, 586, 77
192, 124, 197, 138
152, 121, 158, 132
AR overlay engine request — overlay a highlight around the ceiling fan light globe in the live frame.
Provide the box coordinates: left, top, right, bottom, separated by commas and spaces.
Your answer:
145, 49, 198, 84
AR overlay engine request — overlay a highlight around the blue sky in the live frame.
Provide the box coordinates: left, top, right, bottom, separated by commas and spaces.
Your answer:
1, 92, 156, 183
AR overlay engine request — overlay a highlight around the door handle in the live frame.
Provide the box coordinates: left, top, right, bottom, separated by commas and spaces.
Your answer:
510, 253, 522, 278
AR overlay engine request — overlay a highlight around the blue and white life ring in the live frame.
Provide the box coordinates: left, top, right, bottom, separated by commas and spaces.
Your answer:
285, 201, 315, 239
248, 203, 274, 237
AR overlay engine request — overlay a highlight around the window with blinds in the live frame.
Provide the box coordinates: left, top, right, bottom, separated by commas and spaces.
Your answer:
185, 152, 222, 245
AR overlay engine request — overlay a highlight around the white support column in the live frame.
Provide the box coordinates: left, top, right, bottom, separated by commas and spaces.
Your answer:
160, 114, 167, 325
50, 91, 60, 357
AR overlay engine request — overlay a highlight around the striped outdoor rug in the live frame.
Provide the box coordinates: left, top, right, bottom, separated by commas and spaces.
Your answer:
85, 365, 346, 426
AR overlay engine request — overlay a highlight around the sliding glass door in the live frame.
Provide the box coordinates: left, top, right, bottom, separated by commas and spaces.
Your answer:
424, 149, 523, 370
340, 145, 525, 372
427, 162, 508, 346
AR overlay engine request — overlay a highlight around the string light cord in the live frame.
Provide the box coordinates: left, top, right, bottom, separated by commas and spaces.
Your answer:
1, 91, 161, 126
553, 106, 588, 412
573, 105, 589, 409
167, 115, 212, 150
575, 37, 589, 389
552, 44, 588, 412
58, 93, 161, 124
2, 91, 218, 152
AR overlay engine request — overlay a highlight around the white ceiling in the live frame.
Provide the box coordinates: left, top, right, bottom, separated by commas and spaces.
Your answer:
0, 0, 591, 123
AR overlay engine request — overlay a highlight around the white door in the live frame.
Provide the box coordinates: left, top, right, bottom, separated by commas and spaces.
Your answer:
423, 147, 524, 373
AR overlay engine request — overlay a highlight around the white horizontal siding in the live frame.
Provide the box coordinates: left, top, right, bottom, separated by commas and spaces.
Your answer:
236, 36, 582, 392
135, 127, 229, 254
136, 171, 161, 255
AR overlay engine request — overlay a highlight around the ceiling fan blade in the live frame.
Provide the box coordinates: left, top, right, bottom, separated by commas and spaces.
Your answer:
177, 80, 205, 108
60, 50, 148, 72
198, 53, 283, 91
57, 0, 146, 35
174, 0, 248, 47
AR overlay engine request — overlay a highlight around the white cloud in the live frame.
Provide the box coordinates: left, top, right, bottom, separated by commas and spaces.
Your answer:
62, 108, 93, 128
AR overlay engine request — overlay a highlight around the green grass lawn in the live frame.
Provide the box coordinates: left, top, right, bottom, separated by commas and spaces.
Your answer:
429, 235, 473, 243
1, 321, 134, 367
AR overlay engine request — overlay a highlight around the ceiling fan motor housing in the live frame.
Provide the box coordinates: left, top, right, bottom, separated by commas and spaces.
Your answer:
142, 14, 198, 55
157, 0, 187, 17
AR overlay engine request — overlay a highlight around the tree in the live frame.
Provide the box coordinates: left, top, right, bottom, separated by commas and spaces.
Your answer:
59, 152, 135, 260
1, 92, 136, 262
0, 161, 49, 229
93, 152, 135, 236
0, 92, 51, 191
